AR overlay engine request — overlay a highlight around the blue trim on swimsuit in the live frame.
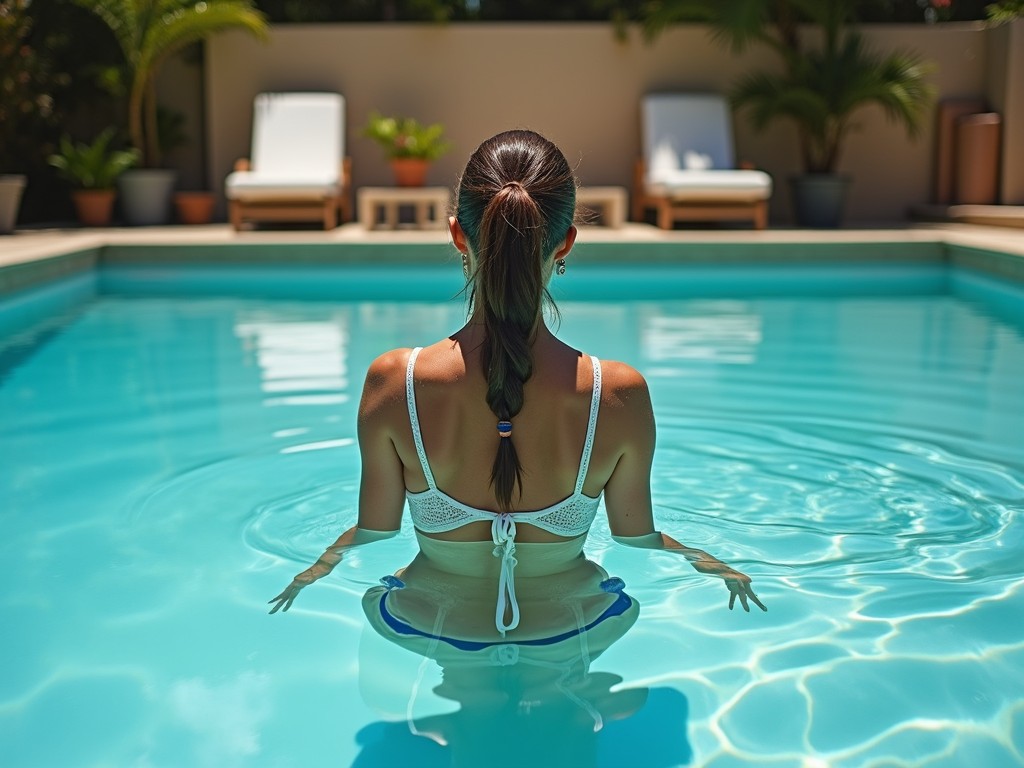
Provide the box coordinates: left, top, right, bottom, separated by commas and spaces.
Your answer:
377, 589, 634, 652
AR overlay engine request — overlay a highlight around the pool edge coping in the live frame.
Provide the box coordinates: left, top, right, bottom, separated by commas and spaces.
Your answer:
1, 226, 1022, 299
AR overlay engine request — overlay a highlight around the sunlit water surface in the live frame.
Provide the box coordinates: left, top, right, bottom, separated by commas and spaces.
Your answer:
1, 267, 1023, 767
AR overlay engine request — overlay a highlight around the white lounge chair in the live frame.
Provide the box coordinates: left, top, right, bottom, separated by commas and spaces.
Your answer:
226, 92, 351, 230
634, 94, 772, 229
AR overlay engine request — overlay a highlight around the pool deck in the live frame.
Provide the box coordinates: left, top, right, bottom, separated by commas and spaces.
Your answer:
2, 221, 1023, 296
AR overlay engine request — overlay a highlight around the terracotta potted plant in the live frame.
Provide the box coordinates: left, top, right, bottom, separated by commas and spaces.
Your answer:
76, 0, 267, 224
363, 112, 451, 187
174, 190, 216, 224
47, 128, 139, 226
154, 106, 216, 224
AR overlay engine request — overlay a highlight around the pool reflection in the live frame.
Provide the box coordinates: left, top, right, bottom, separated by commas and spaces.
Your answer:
352, 552, 692, 767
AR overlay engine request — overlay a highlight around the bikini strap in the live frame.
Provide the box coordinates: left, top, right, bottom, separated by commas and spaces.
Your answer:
573, 355, 602, 495
405, 347, 437, 490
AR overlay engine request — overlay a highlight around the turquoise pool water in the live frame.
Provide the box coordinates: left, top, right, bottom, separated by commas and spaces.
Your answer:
1, 262, 1023, 767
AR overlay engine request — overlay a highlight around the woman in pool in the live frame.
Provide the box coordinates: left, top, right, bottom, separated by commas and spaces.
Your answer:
269, 129, 766, 634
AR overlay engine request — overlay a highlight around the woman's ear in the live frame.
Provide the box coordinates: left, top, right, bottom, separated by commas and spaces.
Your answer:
449, 217, 469, 254
554, 225, 577, 260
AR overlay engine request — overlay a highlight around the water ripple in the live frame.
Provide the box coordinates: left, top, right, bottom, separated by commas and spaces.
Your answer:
650, 416, 1022, 580
123, 440, 364, 566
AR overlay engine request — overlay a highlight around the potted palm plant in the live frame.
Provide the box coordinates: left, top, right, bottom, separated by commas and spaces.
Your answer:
74, 0, 267, 224
363, 112, 451, 187
48, 128, 139, 226
639, 0, 935, 227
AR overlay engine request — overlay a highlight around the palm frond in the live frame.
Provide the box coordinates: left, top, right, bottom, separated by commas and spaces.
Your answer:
141, 2, 268, 73
74, 0, 139, 62
638, 0, 715, 42
76, 0, 267, 166
866, 53, 935, 138
816, 35, 934, 137
786, 0, 856, 33
986, 0, 1024, 24
732, 71, 831, 135
733, 29, 934, 172
704, 0, 775, 52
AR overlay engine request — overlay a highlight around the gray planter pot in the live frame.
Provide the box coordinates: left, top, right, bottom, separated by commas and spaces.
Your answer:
0, 174, 27, 234
119, 169, 177, 225
790, 174, 851, 229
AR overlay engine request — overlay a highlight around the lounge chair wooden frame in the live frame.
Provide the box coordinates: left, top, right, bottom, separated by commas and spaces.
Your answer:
633, 159, 768, 230
229, 157, 352, 231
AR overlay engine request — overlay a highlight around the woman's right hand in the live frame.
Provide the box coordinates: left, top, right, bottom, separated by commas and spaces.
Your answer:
266, 527, 395, 615
268, 571, 318, 614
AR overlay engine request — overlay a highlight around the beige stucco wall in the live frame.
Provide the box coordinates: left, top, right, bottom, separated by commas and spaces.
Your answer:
204, 22, 1006, 224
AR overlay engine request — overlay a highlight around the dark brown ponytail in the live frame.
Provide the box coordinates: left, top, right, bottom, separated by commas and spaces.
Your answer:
455, 131, 577, 512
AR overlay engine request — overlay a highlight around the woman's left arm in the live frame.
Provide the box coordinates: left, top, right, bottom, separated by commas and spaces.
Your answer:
613, 532, 766, 612
269, 350, 409, 613
601, 362, 766, 613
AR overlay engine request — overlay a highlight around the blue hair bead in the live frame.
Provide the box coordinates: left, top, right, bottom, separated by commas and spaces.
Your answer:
497, 420, 513, 438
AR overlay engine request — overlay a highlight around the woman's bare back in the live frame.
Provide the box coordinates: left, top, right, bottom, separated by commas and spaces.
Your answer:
390, 325, 623, 542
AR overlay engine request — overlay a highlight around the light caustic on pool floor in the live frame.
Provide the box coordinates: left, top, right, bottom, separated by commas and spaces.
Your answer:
2, 291, 1024, 767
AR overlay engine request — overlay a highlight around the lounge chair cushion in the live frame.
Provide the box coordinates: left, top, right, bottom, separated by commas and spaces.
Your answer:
648, 169, 772, 201
226, 172, 339, 200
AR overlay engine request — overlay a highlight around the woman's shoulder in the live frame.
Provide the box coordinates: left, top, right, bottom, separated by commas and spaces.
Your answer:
591, 358, 655, 449
359, 348, 415, 421
594, 357, 650, 406
362, 343, 460, 399
364, 347, 414, 388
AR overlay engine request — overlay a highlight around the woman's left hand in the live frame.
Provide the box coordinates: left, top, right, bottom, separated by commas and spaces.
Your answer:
684, 552, 766, 612
723, 570, 767, 612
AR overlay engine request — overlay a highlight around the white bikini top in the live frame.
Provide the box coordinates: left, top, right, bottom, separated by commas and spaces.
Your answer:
404, 346, 603, 636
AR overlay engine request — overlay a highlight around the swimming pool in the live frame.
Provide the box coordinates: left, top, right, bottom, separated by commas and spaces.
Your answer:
1, 256, 1023, 767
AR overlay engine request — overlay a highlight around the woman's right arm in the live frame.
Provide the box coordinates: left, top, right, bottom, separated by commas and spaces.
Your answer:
269, 350, 410, 614
602, 363, 766, 612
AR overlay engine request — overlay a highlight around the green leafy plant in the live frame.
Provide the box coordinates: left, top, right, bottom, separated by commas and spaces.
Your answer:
157, 104, 189, 158
987, 0, 1024, 23
638, 0, 935, 174
363, 112, 452, 161
0, 0, 68, 171
74, 0, 268, 168
47, 127, 139, 189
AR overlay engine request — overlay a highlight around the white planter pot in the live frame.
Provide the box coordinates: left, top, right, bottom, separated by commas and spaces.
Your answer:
0, 174, 27, 234
119, 169, 177, 225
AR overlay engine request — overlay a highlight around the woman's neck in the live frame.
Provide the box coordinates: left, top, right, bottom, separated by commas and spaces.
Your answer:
459, 311, 555, 343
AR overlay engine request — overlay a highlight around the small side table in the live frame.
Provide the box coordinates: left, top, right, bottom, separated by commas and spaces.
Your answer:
358, 186, 451, 230
576, 186, 628, 228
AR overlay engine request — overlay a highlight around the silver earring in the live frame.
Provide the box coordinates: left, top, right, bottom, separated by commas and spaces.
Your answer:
462, 255, 470, 279
556, 258, 566, 276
